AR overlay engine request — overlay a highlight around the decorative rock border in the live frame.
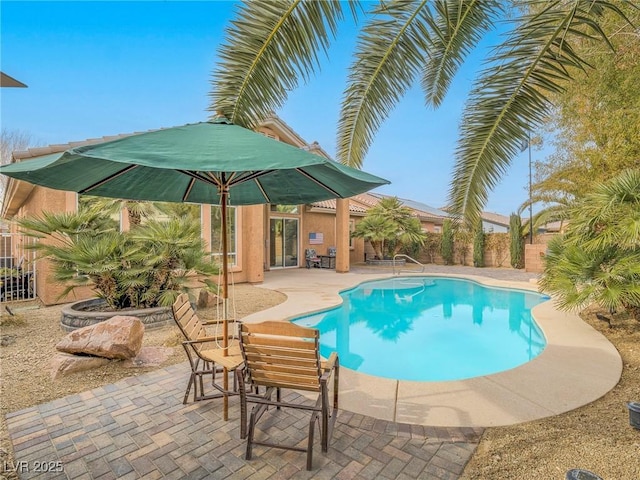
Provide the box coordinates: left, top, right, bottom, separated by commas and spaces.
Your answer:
60, 298, 174, 332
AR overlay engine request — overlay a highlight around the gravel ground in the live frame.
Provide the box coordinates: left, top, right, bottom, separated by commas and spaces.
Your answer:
1, 284, 639, 480
461, 306, 640, 480
0, 284, 286, 478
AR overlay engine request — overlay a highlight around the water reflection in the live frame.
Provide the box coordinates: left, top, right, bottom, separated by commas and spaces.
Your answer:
294, 277, 547, 381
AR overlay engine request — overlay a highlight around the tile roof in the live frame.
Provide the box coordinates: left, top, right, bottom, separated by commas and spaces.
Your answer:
11, 128, 165, 161
308, 199, 368, 214
481, 211, 510, 227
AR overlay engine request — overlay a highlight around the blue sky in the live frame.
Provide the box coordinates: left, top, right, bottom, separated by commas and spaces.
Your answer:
1, 0, 536, 215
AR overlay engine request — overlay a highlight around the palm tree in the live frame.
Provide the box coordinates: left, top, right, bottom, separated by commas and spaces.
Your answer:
539, 169, 640, 321
210, 0, 633, 224
351, 196, 426, 258
80, 196, 158, 227
18, 212, 216, 309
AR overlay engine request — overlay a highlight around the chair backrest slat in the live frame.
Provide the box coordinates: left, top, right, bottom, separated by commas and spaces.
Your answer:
241, 335, 316, 351
249, 372, 321, 391
172, 293, 207, 352
243, 350, 318, 366
239, 321, 323, 393
245, 360, 319, 377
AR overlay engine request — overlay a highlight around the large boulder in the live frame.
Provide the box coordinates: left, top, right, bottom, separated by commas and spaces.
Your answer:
51, 353, 111, 379
197, 289, 221, 308
56, 315, 144, 359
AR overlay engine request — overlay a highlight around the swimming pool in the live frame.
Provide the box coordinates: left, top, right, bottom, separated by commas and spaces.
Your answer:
292, 277, 548, 381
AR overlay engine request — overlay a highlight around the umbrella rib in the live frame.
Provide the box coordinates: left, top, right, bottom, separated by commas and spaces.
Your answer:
178, 170, 220, 187
296, 168, 341, 197
182, 177, 196, 202
229, 170, 275, 185
254, 179, 271, 203
79, 164, 139, 194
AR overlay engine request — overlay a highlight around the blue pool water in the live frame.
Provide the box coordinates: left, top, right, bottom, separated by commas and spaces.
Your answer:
292, 277, 548, 381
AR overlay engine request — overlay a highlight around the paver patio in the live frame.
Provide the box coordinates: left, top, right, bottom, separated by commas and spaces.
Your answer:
4, 266, 622, 479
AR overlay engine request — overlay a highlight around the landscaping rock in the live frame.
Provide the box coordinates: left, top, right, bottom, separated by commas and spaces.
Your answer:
56, 315, 144, 359
122, 346, 174, 368
197, 289, 221, 308
51, 353, 111, 379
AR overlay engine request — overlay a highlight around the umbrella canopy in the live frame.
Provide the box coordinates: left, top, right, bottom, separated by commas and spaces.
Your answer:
1, 117, 389, 420
0, 119, 388, 205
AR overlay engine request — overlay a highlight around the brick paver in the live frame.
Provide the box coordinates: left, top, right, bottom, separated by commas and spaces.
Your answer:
5, 363, 482, 479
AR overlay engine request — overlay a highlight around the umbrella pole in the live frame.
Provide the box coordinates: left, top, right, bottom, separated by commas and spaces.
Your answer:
221, 187, 230, 421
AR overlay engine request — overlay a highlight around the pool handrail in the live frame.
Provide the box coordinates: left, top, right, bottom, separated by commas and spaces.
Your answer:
392, 254, 426, 275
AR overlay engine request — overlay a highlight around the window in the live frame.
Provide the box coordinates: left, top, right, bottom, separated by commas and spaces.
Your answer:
210, 205, 237, 266
434, 226, 442, 233
349, 219, 355, 249
270, 204, 299, 214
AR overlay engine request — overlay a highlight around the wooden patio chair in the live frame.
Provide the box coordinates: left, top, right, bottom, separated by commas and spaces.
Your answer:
236, 321, 339, 470
171, 293, 244, 406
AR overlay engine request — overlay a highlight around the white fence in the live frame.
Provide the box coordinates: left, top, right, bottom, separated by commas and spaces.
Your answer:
0, 233, 37, 302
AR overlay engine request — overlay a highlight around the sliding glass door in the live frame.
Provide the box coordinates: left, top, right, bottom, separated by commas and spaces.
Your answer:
269, 218, 299, 268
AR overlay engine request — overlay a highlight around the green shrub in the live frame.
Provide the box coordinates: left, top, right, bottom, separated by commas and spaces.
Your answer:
509, 214, 524, 269
473, 222, 485, 267
441, 219, 454, 265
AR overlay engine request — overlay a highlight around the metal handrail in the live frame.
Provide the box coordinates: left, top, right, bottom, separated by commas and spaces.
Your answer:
392, 254, 426, 275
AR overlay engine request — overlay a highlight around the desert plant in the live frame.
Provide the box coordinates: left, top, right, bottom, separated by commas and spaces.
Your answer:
441, 219, 454, 265
473, 222, 485, 267
540, 169, 640, 321
18, 211, 217, 309
510, 214, 524, 269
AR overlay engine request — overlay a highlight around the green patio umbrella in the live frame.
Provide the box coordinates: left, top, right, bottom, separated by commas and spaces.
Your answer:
0, 116, 389, 416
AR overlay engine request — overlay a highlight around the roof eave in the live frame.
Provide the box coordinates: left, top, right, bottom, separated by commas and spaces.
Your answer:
2, 178, 35, 218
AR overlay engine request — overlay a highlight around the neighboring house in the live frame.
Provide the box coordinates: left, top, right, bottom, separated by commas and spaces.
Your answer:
0, 115, 372, 305
480, 211, 510, 233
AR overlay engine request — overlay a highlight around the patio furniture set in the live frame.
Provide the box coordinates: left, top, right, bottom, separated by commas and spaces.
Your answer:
171, 294, 340, 470
305, 247, 337, 269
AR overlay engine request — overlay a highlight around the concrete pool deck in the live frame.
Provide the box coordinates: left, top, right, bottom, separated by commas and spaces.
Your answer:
243, 265, 623, 427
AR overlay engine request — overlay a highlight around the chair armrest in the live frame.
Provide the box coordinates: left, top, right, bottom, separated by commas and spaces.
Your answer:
183, 336, 224, 345
320, 352, 338, 380
201, 318, 237, 326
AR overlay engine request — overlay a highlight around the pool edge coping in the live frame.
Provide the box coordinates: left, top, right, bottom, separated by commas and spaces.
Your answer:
243, 269, 623, 428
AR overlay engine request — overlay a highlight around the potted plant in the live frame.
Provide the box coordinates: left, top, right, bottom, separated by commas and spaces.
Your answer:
18, 210, 217, 330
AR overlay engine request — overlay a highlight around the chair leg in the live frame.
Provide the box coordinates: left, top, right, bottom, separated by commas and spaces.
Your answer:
236, 368, 248, 440
306, 412, 319, 470
183, 372, 196, 404
246, 410, 257, 461
198, 367, 206, 401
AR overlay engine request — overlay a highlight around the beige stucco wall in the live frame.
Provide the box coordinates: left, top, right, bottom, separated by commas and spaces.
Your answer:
10, 186, 94, 305
525, 234, 555, 273
300, 208, 365, 267
301, 210, 336, 258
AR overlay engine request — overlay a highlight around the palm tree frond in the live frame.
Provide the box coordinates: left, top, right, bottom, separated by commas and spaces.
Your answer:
210, 0, 352, 129
448, 0, 631, 224
421, 0, 501, 107
337, 1, 434, 167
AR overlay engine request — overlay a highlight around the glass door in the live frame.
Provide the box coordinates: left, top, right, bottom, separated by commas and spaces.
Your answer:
269, 218, 299, 268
